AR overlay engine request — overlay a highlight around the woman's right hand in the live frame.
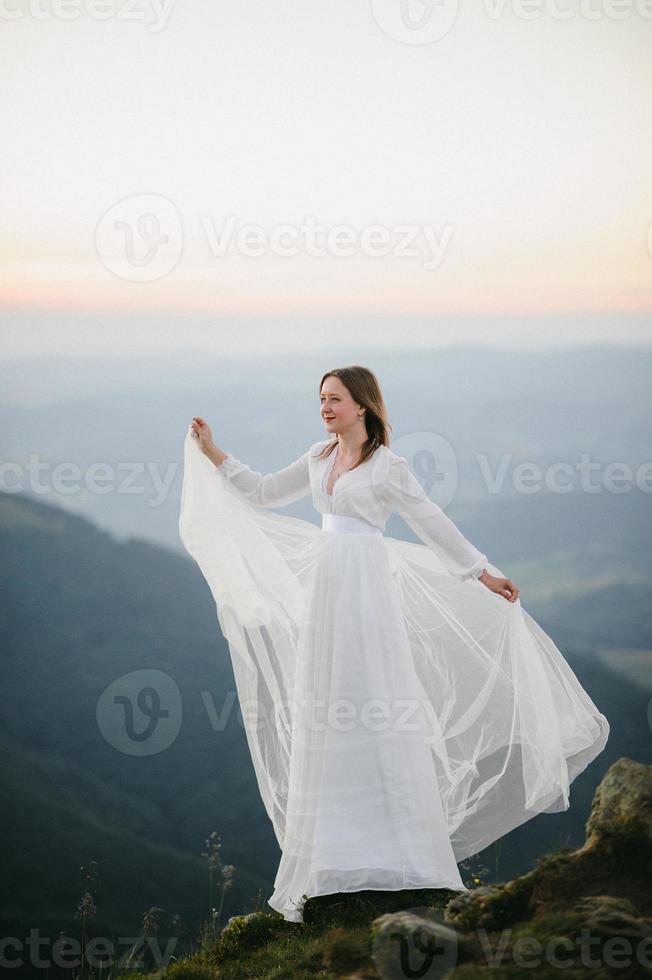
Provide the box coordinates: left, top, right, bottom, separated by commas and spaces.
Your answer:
190, 416, 215, 454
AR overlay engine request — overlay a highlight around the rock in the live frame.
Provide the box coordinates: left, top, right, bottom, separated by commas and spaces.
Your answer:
444, 886, 505, 931
442, 757, 652, 962
222, 911, 259, 932
573, 895, 652, 942
371, 909, 460, 980
583, 757, 652, 849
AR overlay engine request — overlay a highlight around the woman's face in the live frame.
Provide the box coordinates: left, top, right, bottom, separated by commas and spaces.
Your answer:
320, 375, 362, 435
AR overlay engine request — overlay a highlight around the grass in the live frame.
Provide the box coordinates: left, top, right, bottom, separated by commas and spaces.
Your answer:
145, 888, 464, 980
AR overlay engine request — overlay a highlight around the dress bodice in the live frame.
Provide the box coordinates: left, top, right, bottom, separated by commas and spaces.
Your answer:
216, 438, 488, 581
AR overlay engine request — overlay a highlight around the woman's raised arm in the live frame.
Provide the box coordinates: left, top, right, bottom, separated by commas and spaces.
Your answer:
190, 417, 312, 507
214, 449, 312, 507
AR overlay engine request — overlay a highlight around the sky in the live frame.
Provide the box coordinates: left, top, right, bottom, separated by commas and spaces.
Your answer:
1, 0, 651, 356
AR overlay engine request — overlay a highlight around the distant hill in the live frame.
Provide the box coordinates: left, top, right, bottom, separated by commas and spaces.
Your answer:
0, 491, 281, 942
1, 343, 650, 555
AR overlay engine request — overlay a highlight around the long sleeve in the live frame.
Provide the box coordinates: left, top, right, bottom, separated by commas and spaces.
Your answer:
386, 455, 488, 581
215, 447, 312, 507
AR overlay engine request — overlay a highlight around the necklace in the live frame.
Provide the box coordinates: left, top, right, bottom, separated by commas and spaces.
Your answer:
326, 445, 360, 496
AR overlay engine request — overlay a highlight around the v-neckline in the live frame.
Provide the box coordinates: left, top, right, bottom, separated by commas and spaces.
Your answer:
323, 443, 367, 498
324, 444, 345, 498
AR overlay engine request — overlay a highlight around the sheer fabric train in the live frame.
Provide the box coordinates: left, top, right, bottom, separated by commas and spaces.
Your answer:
178, 429, 610, 922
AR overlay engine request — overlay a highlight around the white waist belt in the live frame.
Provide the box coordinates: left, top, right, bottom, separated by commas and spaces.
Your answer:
321, 513, 383, 537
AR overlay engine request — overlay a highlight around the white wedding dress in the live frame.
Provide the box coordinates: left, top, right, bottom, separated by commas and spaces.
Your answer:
178, 429, 610, 923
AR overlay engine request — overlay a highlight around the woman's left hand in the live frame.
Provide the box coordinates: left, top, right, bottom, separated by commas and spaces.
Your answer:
479, 570, 519, 602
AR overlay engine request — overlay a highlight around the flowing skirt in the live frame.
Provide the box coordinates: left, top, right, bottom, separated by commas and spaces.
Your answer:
179, 432, 610, 922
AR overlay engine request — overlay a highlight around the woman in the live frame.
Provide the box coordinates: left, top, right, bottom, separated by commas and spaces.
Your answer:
179, 365, 609, 923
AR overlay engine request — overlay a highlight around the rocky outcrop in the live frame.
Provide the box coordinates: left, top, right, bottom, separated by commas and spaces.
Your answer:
583, 757, 652, 849
372, 758, 652, 978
